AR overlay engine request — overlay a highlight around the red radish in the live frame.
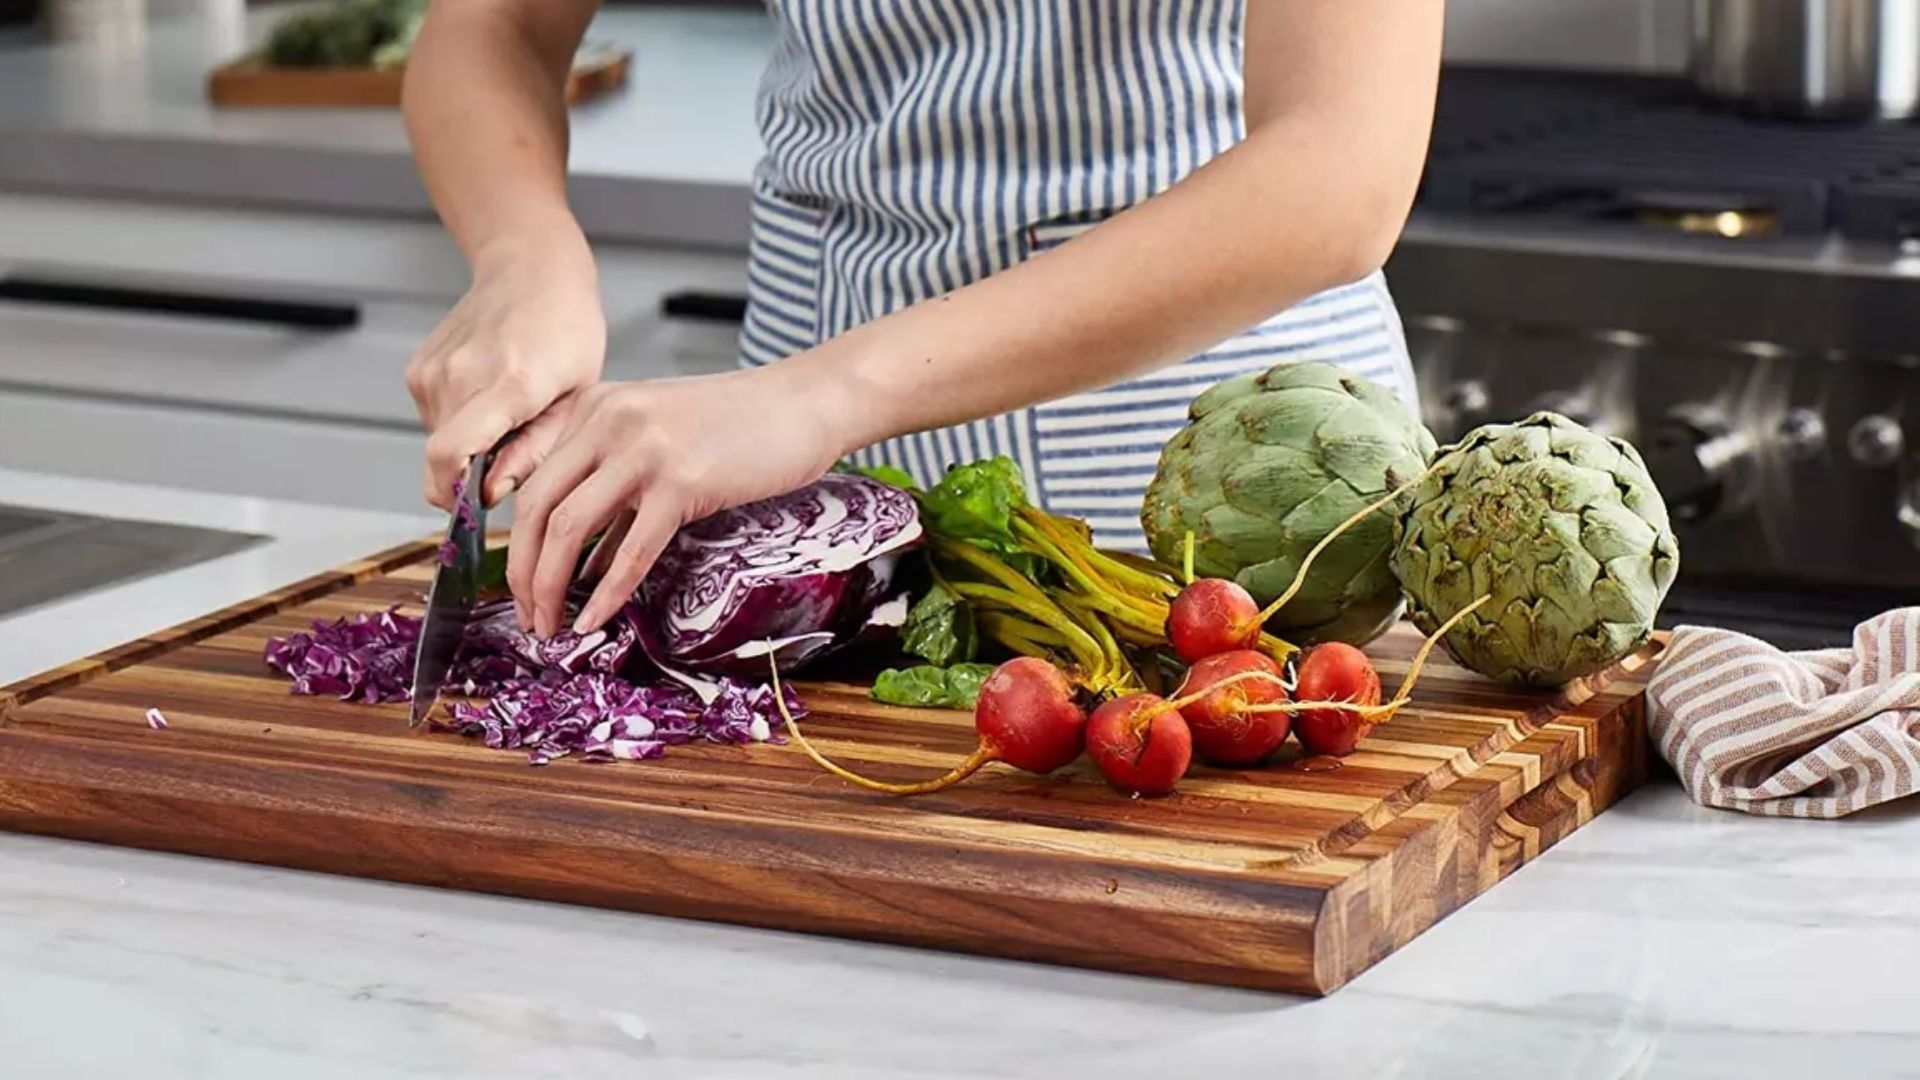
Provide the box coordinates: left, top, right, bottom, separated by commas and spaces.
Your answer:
1165, 577, 1263, 662
1292, 643, 1383, 758
1087, 693, 1193, 797
774, 656, 1087, 794
1176, 650, 1292, 765
974, 657, 1088, 774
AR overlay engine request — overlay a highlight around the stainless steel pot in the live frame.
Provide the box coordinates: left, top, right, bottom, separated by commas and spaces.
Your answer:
1691, 0, 1920, 120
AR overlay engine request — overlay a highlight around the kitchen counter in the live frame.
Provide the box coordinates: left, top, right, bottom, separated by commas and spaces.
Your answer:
4, 473, 1920, 1077
0, 3, 773, 248
9, 3, 1920, 282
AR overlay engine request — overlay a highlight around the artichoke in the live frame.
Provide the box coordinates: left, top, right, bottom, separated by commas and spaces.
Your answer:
1391, 412, 1680, 687
1142, 362, 1437, 645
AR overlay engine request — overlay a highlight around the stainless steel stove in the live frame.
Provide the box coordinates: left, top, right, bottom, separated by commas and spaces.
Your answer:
1388, 67, 1920, 649
0, 505, 264, 618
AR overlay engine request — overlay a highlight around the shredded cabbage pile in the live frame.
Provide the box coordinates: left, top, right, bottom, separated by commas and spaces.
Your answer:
262, 600, 800, 766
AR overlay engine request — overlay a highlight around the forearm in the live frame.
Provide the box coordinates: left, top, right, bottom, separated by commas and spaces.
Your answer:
401, 0, 598, 275
799, 112, 1433, 452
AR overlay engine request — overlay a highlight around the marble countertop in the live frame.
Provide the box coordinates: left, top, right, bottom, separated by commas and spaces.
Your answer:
0, 2, 772, 248
5, 471, 1920, 1077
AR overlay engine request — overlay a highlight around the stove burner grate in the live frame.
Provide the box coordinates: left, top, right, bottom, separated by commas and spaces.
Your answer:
1422, 68, 1920, 243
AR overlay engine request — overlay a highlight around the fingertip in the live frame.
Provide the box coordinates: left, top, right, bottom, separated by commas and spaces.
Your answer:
485, 474, 519, 509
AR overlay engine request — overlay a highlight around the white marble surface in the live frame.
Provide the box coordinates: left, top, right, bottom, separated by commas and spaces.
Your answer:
5, 472, 1920, 1078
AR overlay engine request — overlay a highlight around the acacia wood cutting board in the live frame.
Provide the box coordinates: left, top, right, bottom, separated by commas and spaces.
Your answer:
0, 540, 1659, 995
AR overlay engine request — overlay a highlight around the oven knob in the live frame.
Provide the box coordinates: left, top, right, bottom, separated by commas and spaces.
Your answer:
1901, 480, 1920, 550
1774, 408, 1827, 461
1643, 407, 1756, 524
1848, 415, 1905, 467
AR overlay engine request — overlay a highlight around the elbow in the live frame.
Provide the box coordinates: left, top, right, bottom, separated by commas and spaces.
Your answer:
1319, 182, 1417, 290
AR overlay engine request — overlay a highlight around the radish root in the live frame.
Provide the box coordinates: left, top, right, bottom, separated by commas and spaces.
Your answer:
1247, 463, 1441, 629
770, 654, 993, 795
1238, 594, 1492, 723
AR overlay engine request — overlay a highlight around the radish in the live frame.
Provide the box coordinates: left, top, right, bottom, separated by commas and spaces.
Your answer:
1175, 650, 1292, 766
1087, 693, 1193, 797
1292, 642, 1382, 757
1167, 469, 1445, 664
774, 656, 1087, 795
1165, 578, 1263, 663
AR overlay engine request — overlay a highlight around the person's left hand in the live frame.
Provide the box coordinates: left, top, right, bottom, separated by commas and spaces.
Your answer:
503, 365, 851, 638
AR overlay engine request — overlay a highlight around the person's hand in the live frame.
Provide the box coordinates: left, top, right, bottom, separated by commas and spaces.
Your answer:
406, 238, 606, 509
506, 364, 853, 637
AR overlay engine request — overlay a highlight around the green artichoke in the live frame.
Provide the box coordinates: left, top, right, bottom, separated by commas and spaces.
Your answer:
1142, 362, 1437, 645
1391, 412, 1680, 687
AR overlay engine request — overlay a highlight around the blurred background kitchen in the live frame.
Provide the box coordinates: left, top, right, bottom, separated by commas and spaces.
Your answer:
0, 0, 1915, 648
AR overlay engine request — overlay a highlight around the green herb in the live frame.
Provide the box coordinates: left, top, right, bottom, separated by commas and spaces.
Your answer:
263, 0, 424, 68
901, 582, 976, 667
871, 663, 996, 710
917, 456, 1028, 556
859, 464, 919, 490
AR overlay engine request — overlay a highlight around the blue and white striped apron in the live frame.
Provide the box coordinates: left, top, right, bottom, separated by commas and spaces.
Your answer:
739, 0, 1420, 549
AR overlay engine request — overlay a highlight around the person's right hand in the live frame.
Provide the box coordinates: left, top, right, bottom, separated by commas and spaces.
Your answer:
406, 239, 607, 509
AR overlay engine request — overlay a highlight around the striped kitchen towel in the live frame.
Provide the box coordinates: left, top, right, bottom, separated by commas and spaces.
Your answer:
1648, 608, 1920, 818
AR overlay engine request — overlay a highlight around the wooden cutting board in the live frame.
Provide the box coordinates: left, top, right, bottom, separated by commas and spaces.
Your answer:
207, 42, 631, 108
0, 540, 1658, 995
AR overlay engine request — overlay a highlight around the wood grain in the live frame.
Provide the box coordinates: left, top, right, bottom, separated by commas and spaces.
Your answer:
0, 542, 1658, 994
206, 45, 631, 108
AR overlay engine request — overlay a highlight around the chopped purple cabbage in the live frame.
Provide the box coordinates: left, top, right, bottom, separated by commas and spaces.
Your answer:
437, 670, 800, 766
437, 474, 480, 566
262, 599, 795, 766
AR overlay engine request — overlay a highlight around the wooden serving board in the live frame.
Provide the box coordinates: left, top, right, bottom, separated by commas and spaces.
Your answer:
207, 42, 631, 108
0, 540, 1659, 995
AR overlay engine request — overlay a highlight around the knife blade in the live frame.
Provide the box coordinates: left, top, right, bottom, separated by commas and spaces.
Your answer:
409, 448, 495, 728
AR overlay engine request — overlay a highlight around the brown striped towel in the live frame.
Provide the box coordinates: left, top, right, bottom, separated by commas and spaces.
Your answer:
1648, 608, 1920, 818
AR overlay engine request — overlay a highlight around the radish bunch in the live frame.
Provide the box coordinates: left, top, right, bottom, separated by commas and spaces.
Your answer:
774, 462, 1488, 799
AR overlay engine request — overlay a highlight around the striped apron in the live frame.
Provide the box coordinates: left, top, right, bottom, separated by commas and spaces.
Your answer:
738, 0, 1420, 550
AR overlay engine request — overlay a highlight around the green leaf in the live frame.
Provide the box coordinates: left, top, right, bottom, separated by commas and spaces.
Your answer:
945, 663, 994, 707
871, 664, 997, 710
916, 456, 1030, 554
859, 465, 919, 490
901, 583, 977, 667
479, 545, 509, 595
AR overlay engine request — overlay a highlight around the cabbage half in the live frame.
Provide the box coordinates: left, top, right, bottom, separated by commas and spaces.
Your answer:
638, 473, 924, 695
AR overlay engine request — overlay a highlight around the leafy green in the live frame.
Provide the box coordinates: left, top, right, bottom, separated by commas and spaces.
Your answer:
860, 465, 919, 490
263, 0, 423, 68
871, 663, 996, 710
918, 456, 1030, 556
829, 461, 919, 491
901, 583, 976, 667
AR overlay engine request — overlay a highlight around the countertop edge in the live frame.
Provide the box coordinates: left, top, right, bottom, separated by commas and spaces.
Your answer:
0, 127, 754, 251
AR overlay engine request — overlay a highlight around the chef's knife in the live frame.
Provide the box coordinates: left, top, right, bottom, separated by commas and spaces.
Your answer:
409, 448, 497, 728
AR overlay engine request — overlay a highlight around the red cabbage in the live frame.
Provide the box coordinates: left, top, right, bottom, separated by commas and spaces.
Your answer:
438, 670, 801, 766
264, 607, 423, 704
639, 473, 922, 685
259, 474, 917, 765
261, 600, 796, 766
436, 474, 478, 567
